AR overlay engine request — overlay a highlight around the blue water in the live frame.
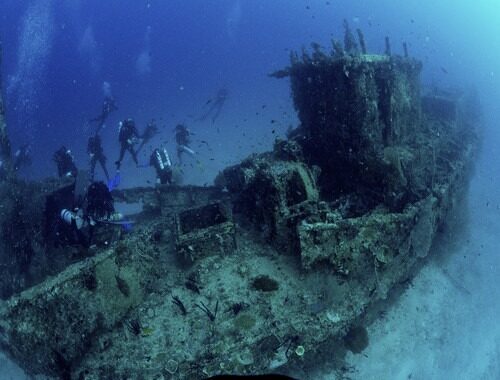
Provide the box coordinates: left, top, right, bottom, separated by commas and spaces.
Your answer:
1, 0, 500, 379
2, 0, 497, 184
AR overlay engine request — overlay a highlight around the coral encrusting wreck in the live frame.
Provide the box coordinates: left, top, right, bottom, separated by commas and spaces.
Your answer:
0, 33, 479, 379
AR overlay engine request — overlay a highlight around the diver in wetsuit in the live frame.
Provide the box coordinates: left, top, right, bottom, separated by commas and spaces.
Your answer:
175, 124, 196, 163
90, 95, 117, 134
87, 134, 109, 182
136, 119, 159, 155
115, 119, 140, 170
43, 174, 118, 248
150, 147, 173, 185
53, 146, 78, 178
13, 144, 32, 172
198, 88, 228, 124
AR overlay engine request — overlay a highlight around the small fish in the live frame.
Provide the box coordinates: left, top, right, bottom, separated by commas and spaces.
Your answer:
440, 67, 448, 74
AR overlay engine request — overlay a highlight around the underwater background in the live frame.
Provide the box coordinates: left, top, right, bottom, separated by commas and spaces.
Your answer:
1, 0, 500, 379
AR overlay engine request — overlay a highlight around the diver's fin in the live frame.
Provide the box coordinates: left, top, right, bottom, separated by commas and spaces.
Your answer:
97, 219, 135, 226
97, 218, 134, 232
107, 172, 121, 191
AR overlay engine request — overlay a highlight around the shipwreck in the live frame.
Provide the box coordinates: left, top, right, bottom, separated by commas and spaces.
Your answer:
0, 26, 480, 379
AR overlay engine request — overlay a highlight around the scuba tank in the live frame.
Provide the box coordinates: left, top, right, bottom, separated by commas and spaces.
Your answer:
155, 148, 172, 170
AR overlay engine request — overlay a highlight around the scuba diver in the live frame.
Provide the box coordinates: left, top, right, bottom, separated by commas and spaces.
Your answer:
89, 95, 118, 134
43, 171, 122, 248
115, 118, 140, 170
89, 96, 118, 132
198, 88, 228, 124
136, 119, 159, 154
53, 146, 78, 178
13, 144, 32, 172
150, 147, 173, 185
90, 82, 118, 134
175, 124, 196, 163
111, 118, 158, 190
87, 134, 110, 182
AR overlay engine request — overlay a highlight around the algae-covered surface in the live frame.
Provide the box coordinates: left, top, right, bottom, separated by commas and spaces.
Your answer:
0, 40, 481, 380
